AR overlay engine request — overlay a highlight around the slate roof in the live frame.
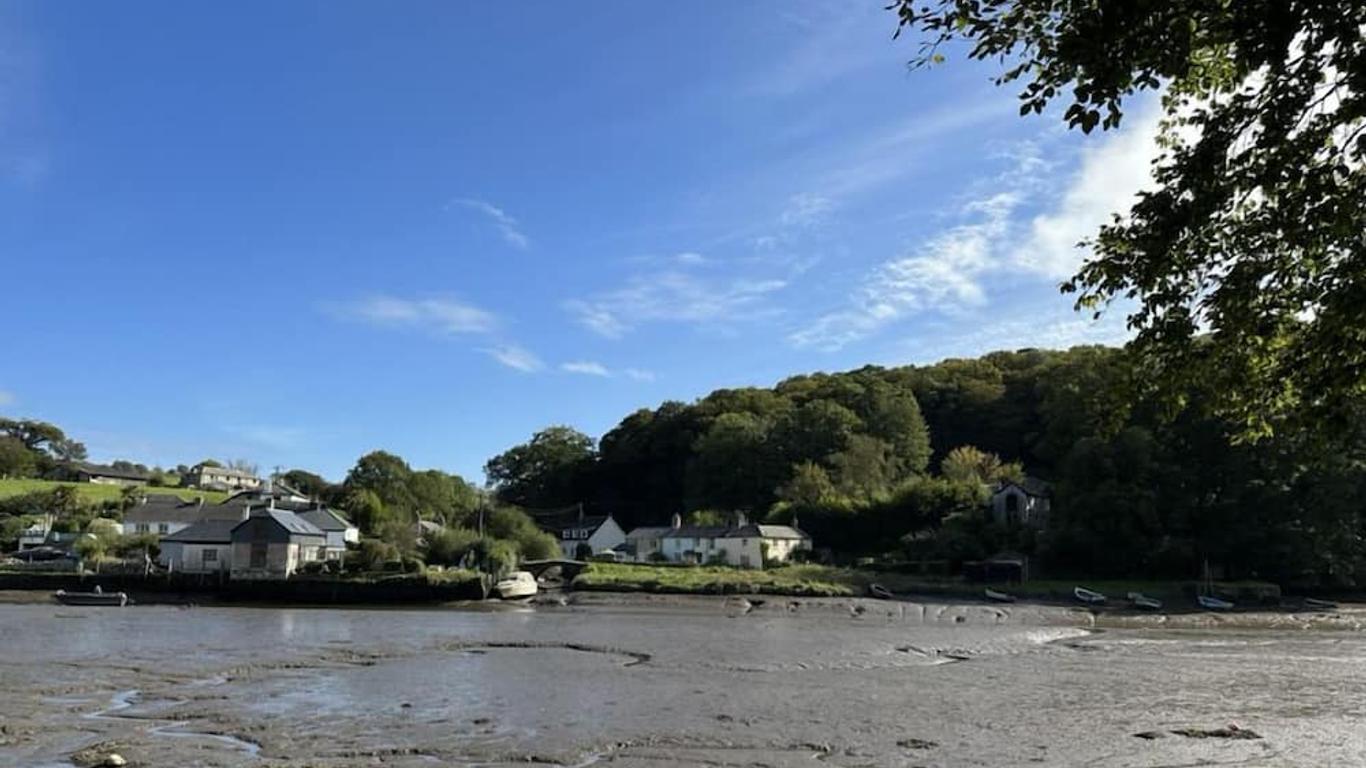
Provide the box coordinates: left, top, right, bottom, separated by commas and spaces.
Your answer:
234, 508, 326, 539
625, 526, 672, 541
161, 519, 238, 544
124, 496, 223, 525
661, 523, 810, 541
535, 512, 612, 537
994, 477, 1051, 498
298, 508, 356, 532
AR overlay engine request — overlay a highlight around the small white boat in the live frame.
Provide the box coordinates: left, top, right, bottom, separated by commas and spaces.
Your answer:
1304, 598, 1338, 611
493, 571, 538, 600
1073, 586, 1107, 605
1127, 592, 1163, 611
1197, 594, 1234, 611
984, 588, 1016, 603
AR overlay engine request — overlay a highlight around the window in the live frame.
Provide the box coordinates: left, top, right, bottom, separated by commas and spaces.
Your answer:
202, 549, 217, 563
250, 543, 268, 569
136, 523, 150, 534
157, 523, 170, 534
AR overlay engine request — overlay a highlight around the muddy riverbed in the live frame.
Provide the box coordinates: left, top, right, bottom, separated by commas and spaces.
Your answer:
2, 595, 1364, 767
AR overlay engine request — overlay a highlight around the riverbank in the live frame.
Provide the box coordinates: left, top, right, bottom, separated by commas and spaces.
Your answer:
571, 562, 1286, 605
0, 568, 487, 604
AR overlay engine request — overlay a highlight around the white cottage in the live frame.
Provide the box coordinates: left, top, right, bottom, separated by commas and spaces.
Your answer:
541, 512, 626, 560
654, 514, 812, 569
298, 506, 360, 560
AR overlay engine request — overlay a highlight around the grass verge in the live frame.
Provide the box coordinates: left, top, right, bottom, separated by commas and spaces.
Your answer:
0, 479, 229, 505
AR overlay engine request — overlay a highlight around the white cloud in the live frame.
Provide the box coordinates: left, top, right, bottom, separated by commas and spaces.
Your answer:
791, 103, 1164, 351
483, 344, 543, 373
1010, 108, 1163, 279
561, 361, 611, 377
790, 192, 1020, 351
0, 389, 14, 407
567, 271, 788, 339
623, 368, 657, 382
334, 295, 497, 335
449, 197, 530, 250
674, 251, 708, 265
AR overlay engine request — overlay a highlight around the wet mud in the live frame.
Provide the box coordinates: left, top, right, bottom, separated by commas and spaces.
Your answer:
2, 596, 1364, 766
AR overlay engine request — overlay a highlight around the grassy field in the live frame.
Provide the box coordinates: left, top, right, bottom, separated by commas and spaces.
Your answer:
572, 562, 1282, 602
0, 479, 229, 505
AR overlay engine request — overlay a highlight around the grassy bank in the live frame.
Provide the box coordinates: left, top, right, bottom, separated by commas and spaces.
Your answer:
0, 479, 229, 505
572, 563, 1281, 603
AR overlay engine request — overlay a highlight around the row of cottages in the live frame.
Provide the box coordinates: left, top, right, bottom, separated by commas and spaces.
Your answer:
644, 514, 812, 568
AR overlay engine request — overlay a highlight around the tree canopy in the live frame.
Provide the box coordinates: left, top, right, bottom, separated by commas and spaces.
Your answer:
891, 0, 1366, 438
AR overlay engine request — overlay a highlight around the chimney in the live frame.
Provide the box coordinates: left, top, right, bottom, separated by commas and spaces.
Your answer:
791, 515, 800, 531
670, 513, 682, 530
735, 512, 748, 528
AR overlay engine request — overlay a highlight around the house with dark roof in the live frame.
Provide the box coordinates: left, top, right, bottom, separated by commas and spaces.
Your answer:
625, 526, 673, 562
656, 513, 811, 569
536, 509, 627, 559
160, 519, 237, 574
124, 494, 245, 537
229, 505, 326, 580
989, 477, 1051, 528
74, 463, 150, 486
298, 506, 360, 559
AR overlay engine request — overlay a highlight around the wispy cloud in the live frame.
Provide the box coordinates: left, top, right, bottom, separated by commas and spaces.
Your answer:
0, 389, 14, 407
222, 424, 308, 450
790, 104, 1163, 351
567, 271, 788, 339
330, 295, 497, 335
449, 197, 530, 250
778, 192, 835, 229
558, 361, 657, 382
483, 344, 543, 373
561, 360, 611, 377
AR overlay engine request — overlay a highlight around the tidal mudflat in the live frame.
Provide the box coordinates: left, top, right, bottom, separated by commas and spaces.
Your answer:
2, 595, 1364, 767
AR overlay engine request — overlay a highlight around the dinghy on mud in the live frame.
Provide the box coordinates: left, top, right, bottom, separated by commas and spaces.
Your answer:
867, 583, 895, 600
984, 588, 1016, 603
1127, 592, 1163, 611
1197, 594, 1234, 611
54, 587, 128, 607
1073, 586, 1107, 606
493, 571, 538, 600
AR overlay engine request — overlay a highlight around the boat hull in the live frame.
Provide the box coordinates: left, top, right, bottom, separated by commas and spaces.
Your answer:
1073, 587, 1107, 605
493, 571, 539, 600
54, 590, 128, 607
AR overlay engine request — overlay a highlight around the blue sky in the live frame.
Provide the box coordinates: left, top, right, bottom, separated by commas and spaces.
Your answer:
0, 1, 1158, 482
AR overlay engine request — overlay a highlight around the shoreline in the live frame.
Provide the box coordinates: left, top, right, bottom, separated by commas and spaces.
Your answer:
7, 584, 1362, 632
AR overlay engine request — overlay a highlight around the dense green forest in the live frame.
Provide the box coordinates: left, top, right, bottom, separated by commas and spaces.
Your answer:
485, 345, 1366, 586
6, 344, 1365, 585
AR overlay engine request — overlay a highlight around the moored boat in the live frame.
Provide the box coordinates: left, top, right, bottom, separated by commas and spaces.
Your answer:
493, 571, 538, 600
867, 583, 895, 600
1303, 598, 1338, 611
54, 588, 128, 607
984, 588, 1016, 603
1073, 586, 1107, 605
1197, 594, 1234, 611
1127, 592, 1163, 610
